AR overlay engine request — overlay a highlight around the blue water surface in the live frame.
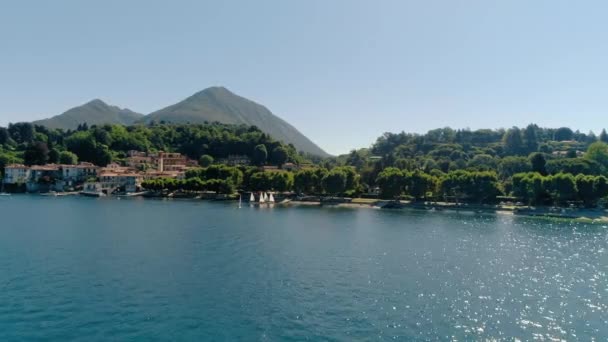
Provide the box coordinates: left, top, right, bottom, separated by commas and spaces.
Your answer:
0, 195, 606, 341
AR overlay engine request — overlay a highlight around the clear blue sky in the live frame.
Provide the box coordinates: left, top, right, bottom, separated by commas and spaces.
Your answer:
1, 0, 607, 155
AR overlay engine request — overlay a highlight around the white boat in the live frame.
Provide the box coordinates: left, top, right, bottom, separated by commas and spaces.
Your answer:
80, 191, 106, 198
268, 193, 275, 203
250, 193, 255, 202
238, 194, 242, 208
259, 192, 266, 203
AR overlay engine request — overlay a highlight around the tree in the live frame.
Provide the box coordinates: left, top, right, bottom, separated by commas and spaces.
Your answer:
199, 154, 214, 167
586, 142, 608, 169
405, 170, 436, 200
575, 174, 596, 207
271, 172, 294, 192
467, 154, 497, 171
8, 123, 35, 144
600, 129, 608, 143
271, 146, 289, 166
376, 167, 405, 199
503, 127, 524, 155
512, 172, 546, 205
499, 156, 531, 179
546, 158, 602, 175
440, 170, 501, 203
249, 172, 273, 191
94, 145, 113, 166
530, 153, 547, 175
322, 169, 348, 196
23, 142, 49, 166
0, 127, 9, 145
523, 124, 538, 153
59, 151, 78, 165
470, 171, 502, 204
333, 166, 361, 195
48, 148, 60, 164
252, 144, 268, 166
594, 176, 608, 203
545, 173, 577, 204
440, 170, 472, 203
554, 127, 574, 141
294, 168, 321, 194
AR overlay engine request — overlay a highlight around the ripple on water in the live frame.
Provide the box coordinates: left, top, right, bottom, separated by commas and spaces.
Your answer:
0, 197, 607, 340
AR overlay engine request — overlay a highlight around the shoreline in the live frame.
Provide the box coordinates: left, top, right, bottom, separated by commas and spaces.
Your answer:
4, 192, 608, 224
287, 200, 608, 223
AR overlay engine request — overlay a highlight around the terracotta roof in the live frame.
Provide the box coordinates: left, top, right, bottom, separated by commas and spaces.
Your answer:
31, 165, 60, 171
5, 164, 28, 169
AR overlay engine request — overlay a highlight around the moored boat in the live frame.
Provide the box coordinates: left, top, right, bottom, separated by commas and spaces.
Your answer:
80, 191, 106, 197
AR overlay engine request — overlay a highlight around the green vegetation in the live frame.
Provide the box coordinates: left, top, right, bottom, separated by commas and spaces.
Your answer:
141, 87, 329, 157
31, 87, 329, 157
0, 122, 311, 182
328, 124, 608, 207
512, 172, 608, 207
3, 120, 608, 208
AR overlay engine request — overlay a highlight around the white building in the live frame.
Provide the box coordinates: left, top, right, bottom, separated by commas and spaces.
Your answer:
98, 172, 142, 193
61, 163, 98, 182
3, 164, 31, 184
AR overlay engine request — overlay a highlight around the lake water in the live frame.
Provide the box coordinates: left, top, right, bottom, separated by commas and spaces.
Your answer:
0, 196, 606, 341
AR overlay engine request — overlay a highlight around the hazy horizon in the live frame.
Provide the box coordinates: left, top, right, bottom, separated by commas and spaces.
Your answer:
2, 0, 607, 155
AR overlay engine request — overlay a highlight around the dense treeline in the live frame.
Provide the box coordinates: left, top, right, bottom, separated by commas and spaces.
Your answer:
327, 124, 608, 206
0, 122, 315, 175
142, 165, 362, 196
512, 173, 608, 206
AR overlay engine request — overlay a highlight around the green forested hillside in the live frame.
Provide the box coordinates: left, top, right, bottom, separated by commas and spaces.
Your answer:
31, 87, 329, 157
0, 122, 310, 170
32, 99, 143, 130
141, 87, 329, 157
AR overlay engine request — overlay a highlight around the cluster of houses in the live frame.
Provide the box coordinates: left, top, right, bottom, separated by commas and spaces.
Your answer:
2, 150, 311, 195
2, 151, 197, 195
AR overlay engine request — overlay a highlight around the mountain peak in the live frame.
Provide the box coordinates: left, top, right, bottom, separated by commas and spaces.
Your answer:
191, 86, 234, 99
32, 87, 329, 157
143, 88, 329, 157
85, 99, 108, 107
33, 99, 144, 130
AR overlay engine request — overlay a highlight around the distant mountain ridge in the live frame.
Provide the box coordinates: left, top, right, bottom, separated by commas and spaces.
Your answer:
31, 87, 329, 157
140, 87, 328, 157
33, 99, 144, 130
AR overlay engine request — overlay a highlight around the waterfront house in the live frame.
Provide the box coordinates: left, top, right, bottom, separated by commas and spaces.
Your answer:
3, 164, 31, 185
82, 182, 103, 194
98, 171, 143, 194
61, 162, 98, 182
57, 163, 99, 191
4, 159, 187, 194
28, 164, 61, 192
